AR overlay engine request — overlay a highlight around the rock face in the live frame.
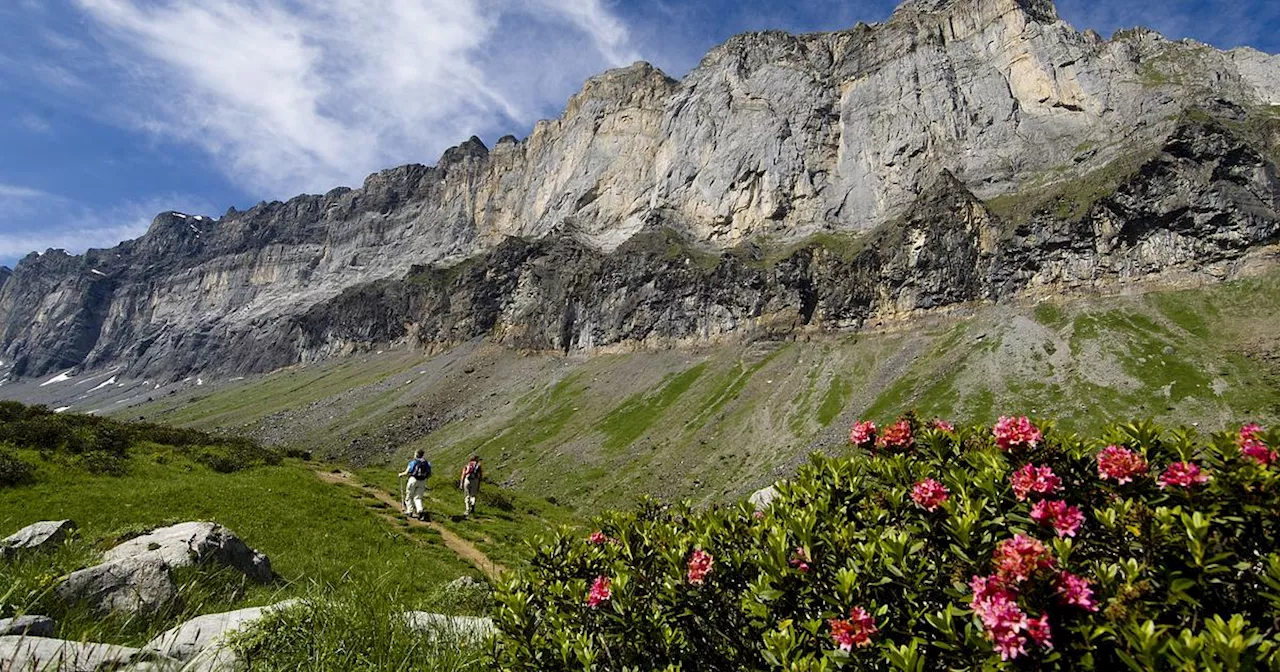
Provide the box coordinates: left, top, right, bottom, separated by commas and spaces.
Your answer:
0, 0, 1277, 381
103, 522, 272, 583
1, 520, 76, 558
0, 615, 56, 637
55, 556, 179, 616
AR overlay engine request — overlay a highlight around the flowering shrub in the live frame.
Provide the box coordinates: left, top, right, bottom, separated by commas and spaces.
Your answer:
494, 416, 1280, 670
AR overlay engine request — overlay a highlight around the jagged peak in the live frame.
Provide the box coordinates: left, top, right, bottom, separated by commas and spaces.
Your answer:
892, 0, 1058, 24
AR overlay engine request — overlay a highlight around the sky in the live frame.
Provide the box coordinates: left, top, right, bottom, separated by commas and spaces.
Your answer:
0, 0, 1277, 268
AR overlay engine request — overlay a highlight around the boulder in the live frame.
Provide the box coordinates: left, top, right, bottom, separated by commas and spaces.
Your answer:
104, 522, 272, 583
402, 611, 495, 642
0, 635, 171, 671
143, 600, 299, 662
0, 614, 55, 637
1, 520, 76, 558
749, 485, 779, 511
55, 556, 178, 615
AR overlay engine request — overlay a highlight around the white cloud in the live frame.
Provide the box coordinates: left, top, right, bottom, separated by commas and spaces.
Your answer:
0, 184, 50, 200
72, 0, 642, 198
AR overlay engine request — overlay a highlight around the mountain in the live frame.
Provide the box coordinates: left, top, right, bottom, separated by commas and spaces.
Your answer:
1, 0, 1278, 383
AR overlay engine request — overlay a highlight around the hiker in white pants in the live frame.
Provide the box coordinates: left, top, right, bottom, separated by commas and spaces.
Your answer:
398, 449, 431, 521
460, 455, 483, 517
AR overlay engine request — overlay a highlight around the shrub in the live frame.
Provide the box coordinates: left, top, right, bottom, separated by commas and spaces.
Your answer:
0, 448, 35, 488
75, 450, 130, 477
494, 415, 1280, 670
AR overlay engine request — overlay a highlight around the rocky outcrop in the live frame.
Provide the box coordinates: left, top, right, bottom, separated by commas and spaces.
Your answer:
1, 520, 76, 558
0, 636, 166, 671
55, 556, 179, 616
402, 611, 495, 642
103, 522, 272, 583
0, 615, 55, 638
0, 0, 1277, 382
142, 601, 298, 664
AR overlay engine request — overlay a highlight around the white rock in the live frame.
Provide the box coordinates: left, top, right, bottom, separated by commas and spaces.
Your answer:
1, 520, 76, 557
104, 522, 272, 583
55, 556, 178, 615
0, 615, 55, 637
143, 601, 299, 662
0, 636, 162, 671
749, 485, 779, 511
402, 611, 495, 642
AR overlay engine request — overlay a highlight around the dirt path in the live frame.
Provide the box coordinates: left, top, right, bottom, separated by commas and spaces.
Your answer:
314, 469, 506, 580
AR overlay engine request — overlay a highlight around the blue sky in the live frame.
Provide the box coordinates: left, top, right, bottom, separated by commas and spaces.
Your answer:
1, 0, 1277, 268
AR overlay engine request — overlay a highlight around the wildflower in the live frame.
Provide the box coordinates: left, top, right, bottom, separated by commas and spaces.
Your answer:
1026, 615, 1053, 649
789, 547, 811, 573
1158, 462, 1209, 489
993, 534, 1054, 584
1056, 572, 1099, 611
588, 531, 609, 545
828, 606, 878, 650
849, 420, 876, 447
1030, 500, 1084, 538
1010, 464, 1061, 501
753, 510, 765, 521
994, 416, 1042, 451
910, 478, 950, 512
586, 575, 611, 608
687, 549, 714, 585
877, 420, 913, 449
971, 588, 1029, 660
931, 418, 955, 432
1096, 445, 1148, 484
1238, 424, 1275, 466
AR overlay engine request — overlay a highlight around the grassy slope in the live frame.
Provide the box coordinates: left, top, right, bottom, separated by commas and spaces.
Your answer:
119, 270, 1280, 513
0, 449, 570, 649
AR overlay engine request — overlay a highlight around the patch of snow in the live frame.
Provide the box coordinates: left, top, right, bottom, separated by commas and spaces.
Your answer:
230, 376, 245, 381
53, 406, 71, 413
87, 376, 118, 393
90, 269, 105, 276
196, 378, 204, 386
40, 370, 75, 387
173, 213, 187, 219
188, 224, 199, 234
193, 215, 205, 221
154, 384, 161, 389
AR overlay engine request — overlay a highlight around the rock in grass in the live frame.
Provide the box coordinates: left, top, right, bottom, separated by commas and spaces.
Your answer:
1, 520, 76, 558
104, 522, 272, 583
55, 556, 178, 616
402, 611, 495, 642
0, 635, 173, 671
0, 615, 55, 637
749, 485, 779, 511
143, 600, 299, 661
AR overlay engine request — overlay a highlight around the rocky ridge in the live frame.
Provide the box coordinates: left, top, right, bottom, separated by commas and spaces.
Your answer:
0, 0, 1278, 381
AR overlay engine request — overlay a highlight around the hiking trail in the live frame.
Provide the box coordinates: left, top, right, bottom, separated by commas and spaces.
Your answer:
313, 469, 506, 580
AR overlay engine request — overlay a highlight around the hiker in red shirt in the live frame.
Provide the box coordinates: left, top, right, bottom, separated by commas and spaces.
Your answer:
460, 456, 483, 518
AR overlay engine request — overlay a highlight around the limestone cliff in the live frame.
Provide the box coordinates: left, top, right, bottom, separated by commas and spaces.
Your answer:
1, 0, 1278, 380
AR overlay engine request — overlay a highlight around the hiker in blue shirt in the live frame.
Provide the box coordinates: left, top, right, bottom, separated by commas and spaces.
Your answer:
398, 449, 432, 521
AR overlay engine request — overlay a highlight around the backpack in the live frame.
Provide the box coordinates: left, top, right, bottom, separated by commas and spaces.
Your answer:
462, 462, 480, 481
410, 459, 432, 480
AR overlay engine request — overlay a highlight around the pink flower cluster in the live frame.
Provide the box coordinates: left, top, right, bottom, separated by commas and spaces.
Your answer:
970, 536, 1099, 660
931, 418, 955, 432
1097, 445, 1148, 484
789, 547, 811, 573
849, 421, 876, 447
994, 416, 1042, 451
911, 478, 950, 512
687, 549, 714, 585
1158, 462, 1210, 489
1030, 500, 1084, 538
878, 420, 913, 450
588, 530, 611, 545
586, 575, 611, 608
1239, 424, 1275, 466
1010, 464, 1061, 501
828, 606, 877, 650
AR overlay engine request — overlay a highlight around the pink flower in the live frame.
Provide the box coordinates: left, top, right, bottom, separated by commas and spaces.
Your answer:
586, 575, 611, 608
849, 421, 876, 447
1158, 462, 1209, 489
994, 416, 1042, 451
1010, 464, 1061, 501
1238, 425, 1275, 466
931, 418, 955, 432
687, 549, 714, 585
878, 420, 913, 450
588, 531, 609, 545
1030, 500, 1084, 538
1026, 615, 1053, 649
970, 586, 1029, 660
753, 510, 765, 521
1097, 445, 1149, 484
828, 606, 877, 650
1056, 572, 1099, 611
993, 534, 1054, 584
789, 547, 811, 573
911, 478, 950, 512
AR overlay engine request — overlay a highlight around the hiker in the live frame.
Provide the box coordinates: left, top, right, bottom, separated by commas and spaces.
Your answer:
398, 449, 432, 520
460, 455, 483, 517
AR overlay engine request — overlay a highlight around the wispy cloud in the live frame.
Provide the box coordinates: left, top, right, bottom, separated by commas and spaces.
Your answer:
0, 184, 50, 200
69, 0, 641, 198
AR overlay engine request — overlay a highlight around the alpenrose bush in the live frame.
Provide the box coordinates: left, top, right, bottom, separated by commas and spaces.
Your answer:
493, 414, 1280, 671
